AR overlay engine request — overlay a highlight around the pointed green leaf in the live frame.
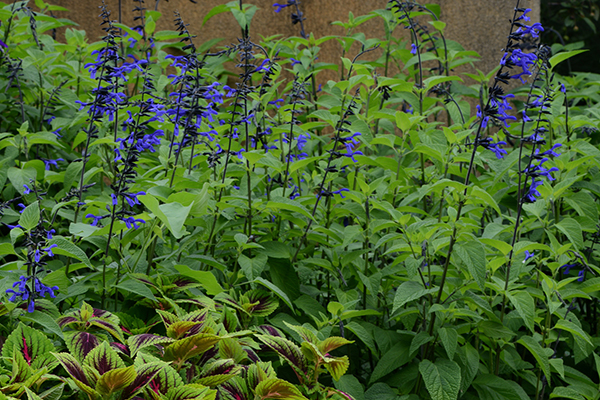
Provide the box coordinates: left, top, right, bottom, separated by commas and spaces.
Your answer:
554, 319, 593, 347
455, 241, 486, 291
392, 281, 436, 315
419, 359, 461, 400
549, 50, 587, 70
46, 236, 94, 270
19, 201, 40, 231
507, 291, 535, 332
517, 336, 551, 383
438, 328, 458, 360
555, 218, 583, 250
173, 264, 223, 295
319, 337, 354, 355
472, 374, 529, 400
116, 279, 158, 303
369, 336, 412, 384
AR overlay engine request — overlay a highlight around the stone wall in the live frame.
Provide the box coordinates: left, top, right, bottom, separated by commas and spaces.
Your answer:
40, 0, 540, 81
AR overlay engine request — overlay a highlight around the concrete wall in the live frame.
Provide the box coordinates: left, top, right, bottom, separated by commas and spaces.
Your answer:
43, 0, 540, 81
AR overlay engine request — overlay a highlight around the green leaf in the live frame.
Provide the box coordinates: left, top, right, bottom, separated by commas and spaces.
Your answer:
173, 264, 223, 295
517, 336, 551, 383
116, 279, 158, 303
254, 277, 295, 312
392, 281, 436, 315
265, 197, 315, 221
254, 378, 308, 400
139, 194, 192, 239
19, 310, 64, 340
19, 201, 40, 231
553, 319, 593, 347
345, 322, 376, 354
555, 218, 583, 250
202, 4, 229, 26
166, 384, 215, 400
549, 50, 587, 70
334, 374, 364, 400
455, 241, 486, 291
507, 291, 535, 333
438, 328, 458, 360
419, 359, 461, 400
47, 236, 94, 270
472, 374, 529, 400
238, 253, 267, 282
7, 167, 36, 195
369, 336, 412, 384
549, 387, 585, 400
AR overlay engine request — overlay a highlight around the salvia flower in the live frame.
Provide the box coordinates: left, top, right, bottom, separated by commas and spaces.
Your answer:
523, 250, 535, 263
410, 43, 418, 55
6, 276, 59, 313
273, 1, 296, 13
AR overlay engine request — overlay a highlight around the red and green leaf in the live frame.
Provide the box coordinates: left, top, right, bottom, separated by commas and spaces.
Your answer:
246, 362, 277, 391
254, 378, 308, 400
283, 322, 318, 345
119, 362, 162, 399
244, 290, 279, 317
2, 323, 57, 371
166, 384, 216, 400
219, 377, 250, 400
51, 352, 97, 397
163, 334, 221, 366
95, 365, 136, 396
323, 355, 350, 381
89, 317, 125, 343
84, 341, 125, 375
65, 331, 100, 363
256, 335, 309, 377
128, 333, 175, 357
9, 347, 33, 384
318, 337, 353, 355
166, 321, 203, 339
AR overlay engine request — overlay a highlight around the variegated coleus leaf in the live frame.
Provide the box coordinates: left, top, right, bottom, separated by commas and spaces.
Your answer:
127, 333, 175, 357
256, 325, 284, 338
95, 365, 136, 397
51, 352, 98, 398
318, 337, 354, 356
84, 341, 125, 376
219, 376, 251, 400
245, 362, 277, 392
163, 334, 221, 368
156, 310, 179, 329
218, 338, 247, 363
166, 321, 203, 340
220, 306, 239, 333
282, 322, 318, 345
65, 331, 100, 364
327, 387, 355, 400
166, 383, 216, 400
9, 347, 33, 384
196, 359, 240, 386
135, 353, 183, 396
323, 355, 350, 382
244, 290, 278, 318
57, 301, 95, 329
119, 361, 163, 400
255, 335, 309, 381
116, 312, 158, 335
1, 323, 57, 371
89, 317, 125, 343
254, 378, 308, 400
213, 293, 245, 314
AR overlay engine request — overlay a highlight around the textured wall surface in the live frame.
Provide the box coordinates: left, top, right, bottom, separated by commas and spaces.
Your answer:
43, 0, 541, 81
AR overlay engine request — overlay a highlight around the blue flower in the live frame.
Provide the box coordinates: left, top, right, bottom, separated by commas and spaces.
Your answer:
122, 217, 146, 230
273, 1, 295, 13
23, 184, 31, 194
86, 213, 108, 226
523, 250, 534, 263
541, 143, 562, 158
516, 8, 532, 22
41, 158, 64, 170
43, 244, 57, 258
525, 178, 544, 202
480, 138, 508, 159
290, 58, 300, 66
332, 188, 349, 198
410, 43, 417, 55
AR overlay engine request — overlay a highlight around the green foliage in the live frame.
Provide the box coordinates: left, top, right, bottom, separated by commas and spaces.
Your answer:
0, 0, 600, 399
